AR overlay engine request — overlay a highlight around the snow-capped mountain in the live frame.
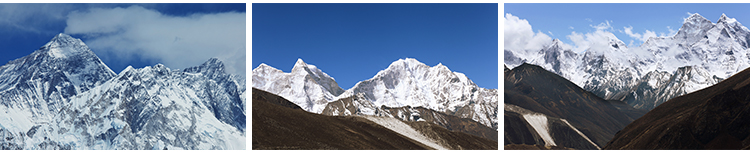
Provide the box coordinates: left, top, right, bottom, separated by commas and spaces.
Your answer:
505, 13, 750, 110
338, 58, 497, 129
0, 33, 115, 136
252, 59, 344, 114
252, 58, 498, 129
0, 34, 245, 150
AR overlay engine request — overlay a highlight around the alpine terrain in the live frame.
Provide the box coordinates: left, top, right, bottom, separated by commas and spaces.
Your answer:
252, 88, 497, 150
0, 33, 245, 150
505, 13, 750, 111
504, 63, 646, 150
605, 65, 750, 149
252, 58, 498, 149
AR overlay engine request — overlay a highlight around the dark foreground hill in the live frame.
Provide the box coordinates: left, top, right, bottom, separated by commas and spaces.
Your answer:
504, 63, 645, 149
322, 94, 498, 142
605, 66, 750, 150
252, 88, 497, 150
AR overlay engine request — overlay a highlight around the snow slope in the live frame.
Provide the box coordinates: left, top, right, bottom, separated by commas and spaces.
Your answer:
362, 116, 448, 150
39, 59, 246, 150
252, 59, 344, 113
0, 34, 245, 150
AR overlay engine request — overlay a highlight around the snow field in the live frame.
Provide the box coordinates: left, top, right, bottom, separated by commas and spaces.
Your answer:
522, 114, 556, 147
362, 116, 448, 150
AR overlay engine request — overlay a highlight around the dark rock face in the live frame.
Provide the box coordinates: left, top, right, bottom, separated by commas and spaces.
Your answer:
253, 88, 497, 150
605, 66, 750, 150
252, 88, 429, 150
504, 111, 544, 146
504, 63, 644, 149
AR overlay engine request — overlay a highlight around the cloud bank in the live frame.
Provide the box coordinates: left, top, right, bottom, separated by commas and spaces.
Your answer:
64, 5, 246, 76
504, 13, 553, 52
505, 14, 680, 54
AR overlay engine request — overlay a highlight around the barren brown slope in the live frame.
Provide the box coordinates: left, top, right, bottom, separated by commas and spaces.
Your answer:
405, 120, 498, 150
322, 95, 498, 142
504, 63, 643, 149
604, 66, 750, 150
380, 106, 499, 142
252, 88, 430, 150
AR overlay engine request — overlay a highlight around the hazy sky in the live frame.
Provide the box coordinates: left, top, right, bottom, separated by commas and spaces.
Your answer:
253, 3, 498, 89
0, 3, 246, 76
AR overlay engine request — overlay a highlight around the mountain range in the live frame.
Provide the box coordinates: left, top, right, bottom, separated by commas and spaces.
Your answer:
252, 88, 497, 150
252, 58, 498, 130
605, 61, 750, 149
0, 33, 245, 150
505, 13, 750, 111
504, 63, 646, 150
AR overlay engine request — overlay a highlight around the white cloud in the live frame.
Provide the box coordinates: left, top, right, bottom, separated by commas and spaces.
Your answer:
504, 13, 553, 52
623, 26, 657, 43
590, 20, 613, 31
567, 21, 619, 53
585, 18, 592, 22
661, 26, 677, 37
65, 5, 246, 76
548, 31, 554, 36
569, 26, 574, 30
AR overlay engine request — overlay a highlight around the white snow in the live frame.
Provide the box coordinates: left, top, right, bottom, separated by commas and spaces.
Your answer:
0, 105, 34, 134
362, 116, 448, 150
560, 119, 600, 149
505, 13, 750, 110
522, 114, 556, 147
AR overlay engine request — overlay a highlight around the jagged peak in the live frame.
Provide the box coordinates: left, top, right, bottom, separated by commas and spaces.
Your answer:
435, 62, 444, 67
717, 13, 738, 24
388, 58, 428, 69
121, 66, 136, 74
43, 33, 84, 49
294, 58, 306, 67
182, 58, 227, 76
254, 63, 275, 71
551, 38, 562, 45
291, 58, 311, 72
685, 13, 709, 22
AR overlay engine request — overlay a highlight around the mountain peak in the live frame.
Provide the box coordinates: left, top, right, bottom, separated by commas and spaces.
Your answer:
44, 33, 84, 49
292, 58, 310, 72
717, 13, 737, 24
682, 13, 712, 26
686, 13, 708, 21
388, 58, 427, 70
294, 58, 306, 66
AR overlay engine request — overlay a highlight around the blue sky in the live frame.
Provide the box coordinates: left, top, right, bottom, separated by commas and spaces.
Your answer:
505, 3, 750, 53
0, 3, 245, 76
253, 3, 499, 89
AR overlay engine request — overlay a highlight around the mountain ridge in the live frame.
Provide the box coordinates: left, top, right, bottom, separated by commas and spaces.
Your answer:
0, 33, 245, 150
505, 13, 750, 110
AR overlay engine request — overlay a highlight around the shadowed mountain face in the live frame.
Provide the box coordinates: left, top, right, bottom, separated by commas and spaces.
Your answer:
252, 88, 428, 150
377, 106, 498, 142
605, 66, 750, 150
404, 121, 498, 150
322, 94, 498, 142
252, 88, 497, 150
504, 63, 645, 149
